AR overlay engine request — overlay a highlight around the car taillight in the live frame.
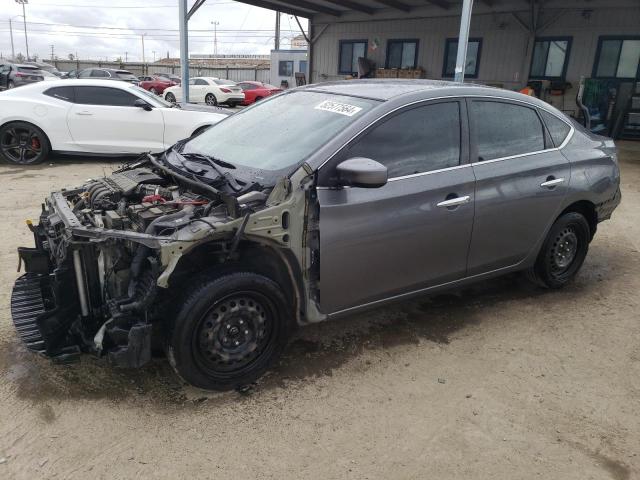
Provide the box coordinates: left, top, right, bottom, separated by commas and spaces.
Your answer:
220, 88, 232, 93
14, 72, 26, 78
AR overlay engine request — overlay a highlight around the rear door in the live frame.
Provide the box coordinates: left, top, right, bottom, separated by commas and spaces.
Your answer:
317, 100, 476, 314
66, 85, 164, 153
466, 98, 571, 275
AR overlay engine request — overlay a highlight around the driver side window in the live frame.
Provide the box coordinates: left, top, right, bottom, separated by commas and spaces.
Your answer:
339, 101, 462, 179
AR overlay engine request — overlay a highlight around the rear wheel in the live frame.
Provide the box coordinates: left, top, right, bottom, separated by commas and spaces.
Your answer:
526, 212, 590, 289
0, 121, 50, 165
166, 272, 292, 390
165, 92, 176, 103
205, 93, 218, 106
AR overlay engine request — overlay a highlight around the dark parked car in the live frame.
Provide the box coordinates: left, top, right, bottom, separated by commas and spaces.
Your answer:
25, 61, 64, 77
67, 68, 139, 85
0, 63, 46, 89
10, 80, 621, 391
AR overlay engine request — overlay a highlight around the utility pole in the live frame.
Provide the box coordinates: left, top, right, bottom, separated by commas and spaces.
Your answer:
274, 11, 280, 51
152, 50, 156, 62
141, 33, 146, 63
211, 21, 219, 57
454, 0, 474, 82
125, 51, 128, 62
9, 18, 16, 60
179, 0, 189, 102
15, 0, 29, 61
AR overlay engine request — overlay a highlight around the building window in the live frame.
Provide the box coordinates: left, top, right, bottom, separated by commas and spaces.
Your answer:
298, 60, 308, 74
386, 39, 419, 69
443, 38, 482, 78
279, 61, 294, 77
530, 37, 572, 80
339, 40, 367, 75
594, 37, 640, 79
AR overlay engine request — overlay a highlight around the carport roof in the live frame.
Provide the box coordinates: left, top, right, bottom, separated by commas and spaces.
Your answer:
232, 0, 490, 18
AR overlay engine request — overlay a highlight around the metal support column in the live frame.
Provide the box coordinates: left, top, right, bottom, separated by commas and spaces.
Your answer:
274, 11, 280, 51
179, 0, 189, 102
454, 0, 474, 83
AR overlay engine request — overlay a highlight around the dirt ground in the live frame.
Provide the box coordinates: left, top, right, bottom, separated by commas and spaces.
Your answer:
0, 143, 639, 480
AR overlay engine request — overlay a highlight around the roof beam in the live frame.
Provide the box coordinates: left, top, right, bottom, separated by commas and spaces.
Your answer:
428, 0, 451, 9
324, 0, 376, 15
271, 0, 342, 16
231, 0, 314, 17
374, 0, 413, 12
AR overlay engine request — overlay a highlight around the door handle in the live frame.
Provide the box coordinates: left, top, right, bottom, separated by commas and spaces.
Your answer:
75, 111, 93, 116
437, 195, 471, 208
540, 177, 564, 188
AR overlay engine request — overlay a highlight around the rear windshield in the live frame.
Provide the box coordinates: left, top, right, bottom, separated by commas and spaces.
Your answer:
18, 67, 40, 73
116, 71, 138, 80
213, 79, 236, 85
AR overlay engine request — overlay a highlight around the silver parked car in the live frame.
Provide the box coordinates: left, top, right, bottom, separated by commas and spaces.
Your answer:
11, 80, 621, 390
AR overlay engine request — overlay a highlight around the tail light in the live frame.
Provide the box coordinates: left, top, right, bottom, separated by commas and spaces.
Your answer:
220, 87, 232, 93
14, 72, 27, 78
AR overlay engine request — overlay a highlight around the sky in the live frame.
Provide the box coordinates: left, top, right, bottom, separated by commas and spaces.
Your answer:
0, 0, 307, 62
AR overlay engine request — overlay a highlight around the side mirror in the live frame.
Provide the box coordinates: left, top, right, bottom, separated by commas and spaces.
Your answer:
336, 157, 388, 188
134, 99, 153, 111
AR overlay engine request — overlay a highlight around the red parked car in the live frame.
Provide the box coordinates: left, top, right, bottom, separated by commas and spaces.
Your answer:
237, 81, 282, 105
138, 75, 176, 95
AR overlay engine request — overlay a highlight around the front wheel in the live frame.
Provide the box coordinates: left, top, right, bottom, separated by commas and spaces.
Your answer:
0, 121, 50, 165
526, 212, 590, 289
166, 272, 293, 390
150, 87, 158, 95
205, 93, 218, 106
8, 81, 15, 89
165, 92, 176, 103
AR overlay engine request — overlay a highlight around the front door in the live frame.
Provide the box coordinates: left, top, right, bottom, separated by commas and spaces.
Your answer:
317, 100, 475, 314
0, 65, 10, 88
466, 99, 571, 275
66, 85, 165, 153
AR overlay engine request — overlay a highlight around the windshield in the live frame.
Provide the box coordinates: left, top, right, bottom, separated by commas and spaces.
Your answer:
181, 91, 379, 171
130, 85, 173, 108
213, 79, 236, 85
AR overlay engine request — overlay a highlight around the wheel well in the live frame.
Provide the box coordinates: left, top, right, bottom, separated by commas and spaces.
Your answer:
0, 120, 52, 151
560, 200, 597, 239
168, 240, 303, 319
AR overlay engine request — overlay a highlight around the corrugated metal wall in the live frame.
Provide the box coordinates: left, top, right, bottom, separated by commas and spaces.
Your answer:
310, 5, 640, 112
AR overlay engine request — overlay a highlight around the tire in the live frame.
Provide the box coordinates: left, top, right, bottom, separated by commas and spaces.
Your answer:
8, 81, 15, 89
526, 212, 590, 289
166, 271, 293, 390
0, 121, 50, 165
254, 96, 263, 102
165, 92, 176, 103
205, 93, 218, 106
150, 87, 158, 95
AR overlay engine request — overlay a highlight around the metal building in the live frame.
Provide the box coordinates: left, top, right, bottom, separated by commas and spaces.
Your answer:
234, 0, 640, 129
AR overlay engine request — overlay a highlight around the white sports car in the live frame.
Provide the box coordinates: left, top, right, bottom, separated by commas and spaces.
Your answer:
163, 77, 245, 107
0, 79, 230, 165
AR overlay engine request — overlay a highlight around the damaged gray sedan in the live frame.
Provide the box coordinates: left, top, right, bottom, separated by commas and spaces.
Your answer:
11, 80, 621, 390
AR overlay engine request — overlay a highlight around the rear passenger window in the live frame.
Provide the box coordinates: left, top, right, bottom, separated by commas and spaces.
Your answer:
44, 86, 75, 102
74, 86, 138, 107
341, 102, 461, 178
471, 101, 545, 161
540, 109, 571, 147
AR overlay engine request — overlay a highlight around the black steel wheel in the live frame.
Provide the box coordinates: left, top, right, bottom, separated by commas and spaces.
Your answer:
205, 93, 218, 106
166, 272, 292, 390
8, 81, 15, 89
527, 212, 590, 289
165, 92, 176, 103
0, 121, 50, 165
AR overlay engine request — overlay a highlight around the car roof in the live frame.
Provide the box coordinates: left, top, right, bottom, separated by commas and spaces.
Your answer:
2, 79, 139, 92
15, 64, 40, 69
299, 79, 557, 111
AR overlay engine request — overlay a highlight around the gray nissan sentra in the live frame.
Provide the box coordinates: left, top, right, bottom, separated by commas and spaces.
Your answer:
11, 80, 621, 390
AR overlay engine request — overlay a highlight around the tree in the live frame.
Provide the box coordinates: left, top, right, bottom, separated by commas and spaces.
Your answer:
15, 52, 25, 62
68, 53, 75, 61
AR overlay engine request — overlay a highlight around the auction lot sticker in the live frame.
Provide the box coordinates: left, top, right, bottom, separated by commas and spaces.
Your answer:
315, 100, 363, 117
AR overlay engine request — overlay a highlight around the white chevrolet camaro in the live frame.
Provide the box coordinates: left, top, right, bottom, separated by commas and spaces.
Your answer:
0, 79, 230, 165
163, 77, 245, 107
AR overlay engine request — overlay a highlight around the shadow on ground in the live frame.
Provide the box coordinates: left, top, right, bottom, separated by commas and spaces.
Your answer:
0, 273, 554, 409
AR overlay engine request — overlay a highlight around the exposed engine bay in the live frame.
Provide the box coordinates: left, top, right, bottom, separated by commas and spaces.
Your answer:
11, 151, 308, 368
